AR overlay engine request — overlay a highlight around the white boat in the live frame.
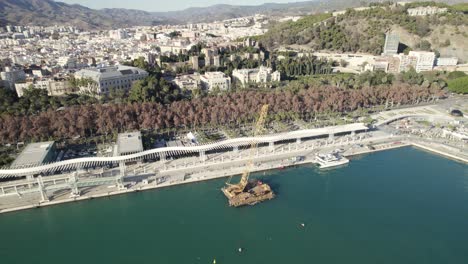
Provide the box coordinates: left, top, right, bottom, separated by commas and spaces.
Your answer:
315, 153, 349, 169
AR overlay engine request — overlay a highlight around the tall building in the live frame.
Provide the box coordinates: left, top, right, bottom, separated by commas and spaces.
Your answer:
0, 67, 26, 90
409, 51, 435, 72
190, 56, 199, 70
109, 29, 129, 40
74, 65, 148, 94
200, 72, 231, 91
213, 55, 221, 67
382, 32, 399, 56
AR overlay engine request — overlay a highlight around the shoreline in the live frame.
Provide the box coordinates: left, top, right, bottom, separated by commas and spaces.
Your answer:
410, 143, 468, 163
0, 139, 466, 215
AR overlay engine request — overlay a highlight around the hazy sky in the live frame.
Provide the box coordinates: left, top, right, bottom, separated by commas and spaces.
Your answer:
60, 0, 305, 12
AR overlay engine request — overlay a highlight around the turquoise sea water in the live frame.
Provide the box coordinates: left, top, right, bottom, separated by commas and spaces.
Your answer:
0, 147, 467, 264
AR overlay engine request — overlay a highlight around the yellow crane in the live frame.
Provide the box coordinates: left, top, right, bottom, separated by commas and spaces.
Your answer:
222, 105, 274, 206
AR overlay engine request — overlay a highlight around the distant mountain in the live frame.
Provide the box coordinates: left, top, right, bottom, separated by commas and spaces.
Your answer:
0, 0, 113, 29
0, 0, 466, 30
148, 1, 364, 24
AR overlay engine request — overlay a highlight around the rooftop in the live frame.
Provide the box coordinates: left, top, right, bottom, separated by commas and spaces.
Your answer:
11, 141, 55, 168
116, 131, 144, 155
74, 65, 148, 81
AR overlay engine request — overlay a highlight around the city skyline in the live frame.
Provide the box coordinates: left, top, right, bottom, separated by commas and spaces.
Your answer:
59, 0, 308, 12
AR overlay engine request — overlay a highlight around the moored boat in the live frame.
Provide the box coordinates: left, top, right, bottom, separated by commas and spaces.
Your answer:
315, 152, 349, 169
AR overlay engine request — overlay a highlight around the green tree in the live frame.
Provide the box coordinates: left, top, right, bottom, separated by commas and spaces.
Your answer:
441, 39, 451, 47
448, 71, 466, 80
418, 40, 432, 51
448, 76, 468, 94
168, 31, 181, 38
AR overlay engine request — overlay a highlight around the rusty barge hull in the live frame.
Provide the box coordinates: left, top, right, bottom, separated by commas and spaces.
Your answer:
222, 182, 275, 207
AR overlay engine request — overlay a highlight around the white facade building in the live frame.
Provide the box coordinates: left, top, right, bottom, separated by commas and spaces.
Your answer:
15, 80, 49, 97
395, 54, 418, 73
409, 51, 435, 72
232, 66, 281, 86
407, 6, 448, 16
57, 56, 78, 69
200, 72, 231, 91
74, 65, 148, 94
436, 57, 458, 67
174, 74, 201, 91
109, 29, 129, 40
14, 79, 75, 97
159, 45, 189, 55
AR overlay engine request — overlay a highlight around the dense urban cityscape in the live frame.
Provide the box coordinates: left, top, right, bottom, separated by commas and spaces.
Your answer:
0, 0, 467, 263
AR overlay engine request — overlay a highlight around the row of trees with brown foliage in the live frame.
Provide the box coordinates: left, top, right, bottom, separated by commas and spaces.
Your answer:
0, 83, 445, 144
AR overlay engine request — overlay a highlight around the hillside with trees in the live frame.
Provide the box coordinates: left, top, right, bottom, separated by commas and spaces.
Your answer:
260, 2, 468, 60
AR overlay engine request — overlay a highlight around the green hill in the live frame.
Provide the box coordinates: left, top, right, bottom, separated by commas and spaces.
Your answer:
260, 2, 468, 58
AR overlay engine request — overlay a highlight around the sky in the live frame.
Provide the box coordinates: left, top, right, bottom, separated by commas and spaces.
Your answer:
59, 0, 306, 12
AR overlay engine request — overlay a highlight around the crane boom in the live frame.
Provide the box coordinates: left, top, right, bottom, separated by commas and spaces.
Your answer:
225, 104, 269, 193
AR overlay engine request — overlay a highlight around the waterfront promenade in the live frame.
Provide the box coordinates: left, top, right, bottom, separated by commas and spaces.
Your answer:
1, 99, 467, 214
0, 130, 466, 214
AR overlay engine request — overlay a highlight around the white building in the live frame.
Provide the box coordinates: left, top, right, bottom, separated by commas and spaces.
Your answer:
74, 65, 148, 94
232, 66, 281, 86
190, 56, 199, 70
109, 29, 129, 40
174, 74, 201, 91
407, 6, 447, 16
57, 56, 78, 69
409, 51, 435, 72
371, 61, 390, 72
159, 45, 189, 55
15, 80, 50, 97
395, 54, 418, 73
14, 79, 75, 97
12, 33, 25, 40
0, 67, 26, 90
200, 72, 231, 91
32, 70, 44, 78
436, 57, 458, 67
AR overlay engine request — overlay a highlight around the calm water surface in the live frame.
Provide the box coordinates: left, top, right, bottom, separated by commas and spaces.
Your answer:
0, 147, 467, 264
